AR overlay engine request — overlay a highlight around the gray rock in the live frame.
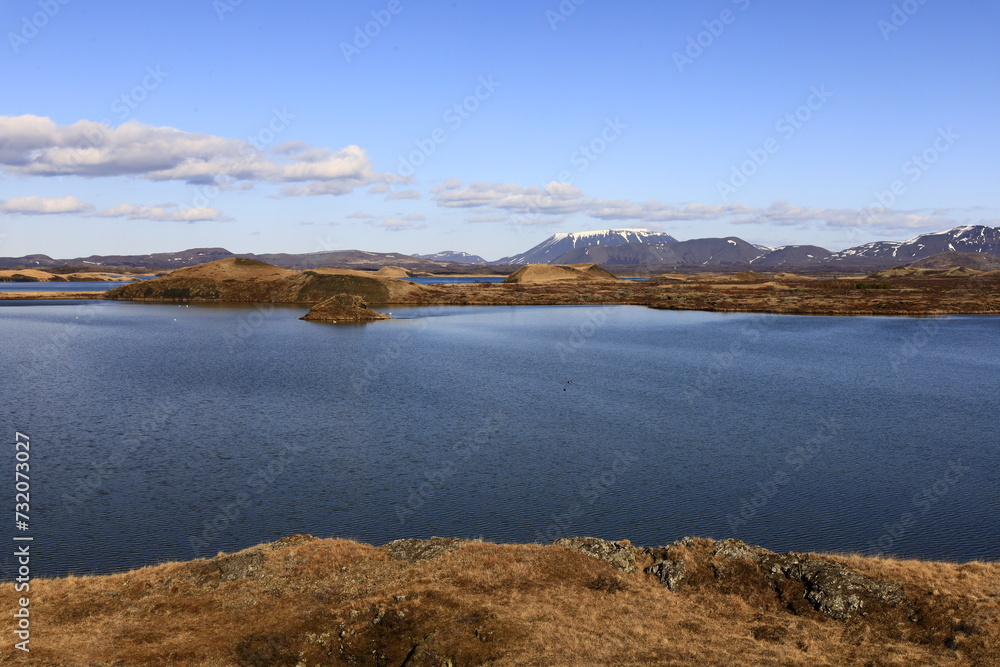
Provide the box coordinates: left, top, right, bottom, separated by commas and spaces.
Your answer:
645, 559, 687, 591
552, 537, 637, 573
384, 537, 475, 563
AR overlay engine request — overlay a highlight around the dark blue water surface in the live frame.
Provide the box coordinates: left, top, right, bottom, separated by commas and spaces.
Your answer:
407, 276, 506, 284
1, 300, 998, 577
0, 281, 135, 292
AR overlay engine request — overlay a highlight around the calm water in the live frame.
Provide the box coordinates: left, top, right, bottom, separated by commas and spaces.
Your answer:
407, 276, 506, 284
1, 300, 998, 578
0, 280, 135, 292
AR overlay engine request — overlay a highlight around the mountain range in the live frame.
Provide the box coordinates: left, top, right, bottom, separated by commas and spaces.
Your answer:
3, 225, 999, 272
495, 225, 1000, 269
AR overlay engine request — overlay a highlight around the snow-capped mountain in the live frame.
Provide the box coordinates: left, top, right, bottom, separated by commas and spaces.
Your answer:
554, 237, 768, 265
495, 229, 678, 265
414, 251, 488, 264
829, 225, 1000, 261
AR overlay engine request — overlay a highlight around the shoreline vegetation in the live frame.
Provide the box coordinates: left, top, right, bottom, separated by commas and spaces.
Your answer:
4, 535, 996, 665
3, 257, 999, 318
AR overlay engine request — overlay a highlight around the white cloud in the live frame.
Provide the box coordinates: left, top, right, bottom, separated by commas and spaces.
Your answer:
434, 180, 961, 233
0, 114, 387, 195
434, 181, 751, 222
373, 218, 425, 232
366, 184, 391, 194
95, 203, 227, 222
0, 195, 94, 215
733, 200, 952, 232
385, 189, 421, 201
346, 211, 376, 219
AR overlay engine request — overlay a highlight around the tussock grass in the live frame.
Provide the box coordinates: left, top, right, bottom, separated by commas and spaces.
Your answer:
2, 535, 997, 665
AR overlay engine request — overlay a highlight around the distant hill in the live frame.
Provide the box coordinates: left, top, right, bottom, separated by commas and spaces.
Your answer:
414, 251, 488, 264
8, 224, 1000, 273
0, 248, 459, 272
496, 229, 679, 265
908, 251, 1000, 270
502, 263, 619, 284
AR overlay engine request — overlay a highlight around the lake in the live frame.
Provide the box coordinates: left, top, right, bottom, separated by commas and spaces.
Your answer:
2, 300, 998, 578
0, 281, 137, 292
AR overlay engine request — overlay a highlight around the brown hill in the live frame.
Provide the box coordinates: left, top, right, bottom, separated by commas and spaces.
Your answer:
104, 257, 431, 305
6, 535, 996, 665
869, 266, 986, 280
503, 263, 619, 284
909, 251, 1000, 270
0, 268, 67, 282
374, 265, 414, 278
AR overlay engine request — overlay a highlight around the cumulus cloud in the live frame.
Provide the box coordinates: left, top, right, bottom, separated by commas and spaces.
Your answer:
385, 189, 421, 201
372, 218, 425, 232
95, 203, 227, 222
346, 211, 376, 219
465, 214, 508, 223
434, 181, 751, 222
430, 177, 464, 193
433, 180, 960, 233
733, 200, 952, 232
0, 114, 388, 196
0, 195, 94, 215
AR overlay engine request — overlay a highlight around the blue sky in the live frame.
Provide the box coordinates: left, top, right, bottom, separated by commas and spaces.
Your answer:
1, 0, 998, 260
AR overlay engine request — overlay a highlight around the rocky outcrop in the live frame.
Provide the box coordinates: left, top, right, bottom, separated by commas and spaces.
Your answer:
299, 294, 391, 323
553, 537, 637, 573
639, 537, 909, 622
383, 537, 477, 563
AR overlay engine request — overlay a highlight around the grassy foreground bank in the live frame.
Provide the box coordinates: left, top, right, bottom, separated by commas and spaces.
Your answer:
3, 535, 997, 665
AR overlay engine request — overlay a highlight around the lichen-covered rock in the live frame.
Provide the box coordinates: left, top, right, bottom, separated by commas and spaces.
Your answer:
383, 537, 475, 563
759, 552, 906, 620
703, 539, 906, 620
552, 537, 637, 573
645, 559, 687, 591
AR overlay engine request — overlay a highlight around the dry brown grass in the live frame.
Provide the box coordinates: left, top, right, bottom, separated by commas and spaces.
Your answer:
2, 535, 996, 666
